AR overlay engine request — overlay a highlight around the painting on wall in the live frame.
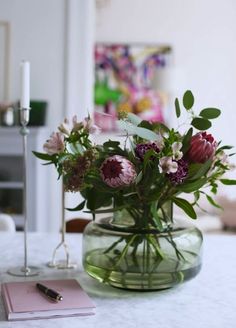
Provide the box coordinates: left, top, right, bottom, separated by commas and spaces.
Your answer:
94, 43, 171, 132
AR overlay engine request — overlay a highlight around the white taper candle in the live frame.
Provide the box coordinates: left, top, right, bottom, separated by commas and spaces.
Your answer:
20, 61, 30, 109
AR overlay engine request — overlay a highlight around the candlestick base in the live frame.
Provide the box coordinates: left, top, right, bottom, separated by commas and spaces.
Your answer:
47, 260, 77, 270
47, 240, 77, 270
7, 266, 40, 277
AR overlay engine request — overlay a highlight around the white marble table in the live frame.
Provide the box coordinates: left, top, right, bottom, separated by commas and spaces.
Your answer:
0, 232, 235, 328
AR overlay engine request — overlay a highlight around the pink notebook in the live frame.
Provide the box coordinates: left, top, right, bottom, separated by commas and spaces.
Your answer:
1, 279, 95, 321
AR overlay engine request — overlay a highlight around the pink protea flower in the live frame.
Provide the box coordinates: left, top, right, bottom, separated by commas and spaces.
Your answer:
100, 155, 137, 188
187, 132, 217, 163
43, 132, 65, 155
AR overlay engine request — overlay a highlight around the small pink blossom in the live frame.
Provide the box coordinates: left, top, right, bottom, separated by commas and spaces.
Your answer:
58, 118, 71, 136
43, 132, 65, 155
72, 115, 84, 131
172, 142, 183, 160
159, 156, 178, 174
100, 155, 137, 188
83, 117, 101, 135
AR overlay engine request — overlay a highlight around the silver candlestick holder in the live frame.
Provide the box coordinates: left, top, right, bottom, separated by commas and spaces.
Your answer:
47, 183, 77, 269
7, 107, 40, 277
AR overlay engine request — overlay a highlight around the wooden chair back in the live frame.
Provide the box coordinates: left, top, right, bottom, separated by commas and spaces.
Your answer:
66, 218, 91, 233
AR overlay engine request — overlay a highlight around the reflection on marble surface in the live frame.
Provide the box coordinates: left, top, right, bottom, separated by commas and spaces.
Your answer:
0, 232, 236, 328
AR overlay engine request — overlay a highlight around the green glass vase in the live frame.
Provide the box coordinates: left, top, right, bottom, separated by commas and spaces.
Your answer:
82, 210, 203, 291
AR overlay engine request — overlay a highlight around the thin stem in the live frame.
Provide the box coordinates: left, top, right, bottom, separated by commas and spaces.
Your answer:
103, 237, 125, 254
166, 231, 185, 261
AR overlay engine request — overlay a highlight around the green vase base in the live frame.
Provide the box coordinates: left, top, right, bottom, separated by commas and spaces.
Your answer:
84, 249, 201, 291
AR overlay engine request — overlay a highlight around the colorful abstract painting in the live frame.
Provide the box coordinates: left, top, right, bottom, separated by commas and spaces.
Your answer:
94, 43, 171, 132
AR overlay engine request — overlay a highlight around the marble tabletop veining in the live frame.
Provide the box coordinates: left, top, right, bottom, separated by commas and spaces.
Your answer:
0, 232, 235, 328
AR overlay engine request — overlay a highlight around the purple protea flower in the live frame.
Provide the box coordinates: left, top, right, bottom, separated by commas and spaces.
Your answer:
100, 155, 137, 188
135, 142, 160, 161
168, 159, 188, 185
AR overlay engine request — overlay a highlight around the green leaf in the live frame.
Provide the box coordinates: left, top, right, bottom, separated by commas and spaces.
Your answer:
199, 108, 221, 119
85, 188, 113, 210
103, 140, 120, 149
172, 197, 197, 219
193, 191, 200, 205
183, 90, 194, 110
220, 179, 236, 185
32, 151, 55, 161
84, 206, 126, 214
187, 160, 212, 180
205, 195, 222, 209
135, 171, 143, 184
181, 127, 193, 154
191, 117, 212, 130
153, 122, 170, 133
138, 120, 153, 130
151, 202, 163, 231
177, 178, 207, 193
175, 98, 181, 118
216, 145, 233, 155
66, 200, 86, 211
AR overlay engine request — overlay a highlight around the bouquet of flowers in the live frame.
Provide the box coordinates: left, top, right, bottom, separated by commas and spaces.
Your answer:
34, 90, 236, 289
34, 90, 235, 224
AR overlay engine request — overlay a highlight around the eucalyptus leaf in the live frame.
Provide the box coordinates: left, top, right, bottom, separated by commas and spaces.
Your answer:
172, 197, 197, 219
183, 90, 194, 110
118, 120, 158, 141
127, 113, 142, 125
191, 117, 212, 130
199, 108, 221, 119
175, 98, 181, 118
57, 153, 71, 164
67, 142, 83, 154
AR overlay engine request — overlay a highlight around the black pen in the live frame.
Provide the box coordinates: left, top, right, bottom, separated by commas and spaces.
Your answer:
36, 283, 63, 302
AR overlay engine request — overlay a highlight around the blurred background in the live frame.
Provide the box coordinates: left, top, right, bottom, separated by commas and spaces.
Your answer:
0, 0, 235, 232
